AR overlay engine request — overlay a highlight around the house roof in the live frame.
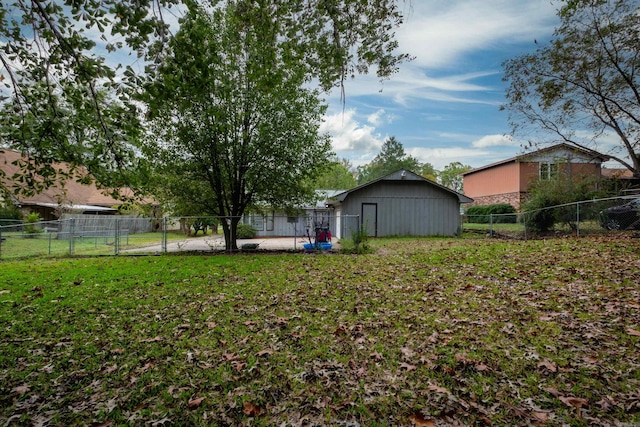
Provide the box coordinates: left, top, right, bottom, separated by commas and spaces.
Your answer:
330, 169, 473, 204
463, 143, 610, 176
1, 149, 126, 209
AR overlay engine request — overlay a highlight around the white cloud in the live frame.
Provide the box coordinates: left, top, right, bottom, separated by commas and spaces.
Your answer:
471, 134, 516, 148
398, 0, 558, 69
367, 109, 386, 126
407, 146, 491, 170
320, 110, 385, 159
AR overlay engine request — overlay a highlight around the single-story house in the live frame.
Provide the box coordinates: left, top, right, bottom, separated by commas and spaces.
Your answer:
327, 170, 473, 237
1, 149, 124, 220
462, 143, 609, 210
243, 189, 342, 238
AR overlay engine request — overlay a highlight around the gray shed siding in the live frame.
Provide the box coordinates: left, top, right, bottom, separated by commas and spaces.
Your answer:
340, 181, 462, 237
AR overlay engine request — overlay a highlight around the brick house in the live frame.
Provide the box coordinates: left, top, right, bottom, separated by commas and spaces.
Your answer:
1, 149, 125, 220
462, 144, 609, 210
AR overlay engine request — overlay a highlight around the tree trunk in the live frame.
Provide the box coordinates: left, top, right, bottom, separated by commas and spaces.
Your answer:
221, 217, 240, 252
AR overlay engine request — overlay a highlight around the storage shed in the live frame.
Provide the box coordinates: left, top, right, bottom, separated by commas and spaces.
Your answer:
328, 170, 473, 238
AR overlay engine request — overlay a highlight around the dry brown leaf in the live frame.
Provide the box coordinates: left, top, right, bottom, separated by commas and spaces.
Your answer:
256, 349, 273, 357
537, 359, 557, 372
243, 401, 265, 416
188, 396, 205, 408
400, 362, 416, 371
206, 322, 217, 328
370, 351, 384, 361
409, 412, 436, 427
428, 383, 449, 394
543, 387, 561, 397
401, 347, 416, 358
532, 411, 550, 423
232, 361, 246, 371
560, 396, 588, 408
12, 384, 30, 394
140, 336, 163, 343
626, 328, 640, 337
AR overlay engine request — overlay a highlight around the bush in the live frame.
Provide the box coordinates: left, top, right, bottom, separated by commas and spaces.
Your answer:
236, 223, 256, 239
466, 204, 517, 223
24, 212, 43, 236
0, 203, 22, 221
521, 175, 607, 232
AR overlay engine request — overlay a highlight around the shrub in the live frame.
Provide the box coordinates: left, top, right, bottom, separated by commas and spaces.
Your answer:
466, 204, 517, 223
0, 203, 22, 221
24, 212, 43, 236
521, 175, 607, 232
236, 223, 256, 239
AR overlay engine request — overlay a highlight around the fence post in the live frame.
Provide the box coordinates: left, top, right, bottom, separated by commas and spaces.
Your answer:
69, 218, 75, 255
114, 217, 120, 255
489, 214, 494, 236
161, 217, 167, 253
576, 203, 580, 237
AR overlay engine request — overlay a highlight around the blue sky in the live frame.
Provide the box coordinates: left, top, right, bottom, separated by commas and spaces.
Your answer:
319, 0, 562, 171
1, 1, 563, 172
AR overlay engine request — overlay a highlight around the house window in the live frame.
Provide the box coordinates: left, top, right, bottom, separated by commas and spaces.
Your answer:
249, 214, 264, 231
266, 211, 274, 232
539, 162, 558, 180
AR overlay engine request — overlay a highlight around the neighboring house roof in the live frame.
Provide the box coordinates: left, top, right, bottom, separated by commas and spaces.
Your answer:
601, 168, 636, 180
330, 169, 473, 204
463, 143, 610, 176
1, 149, 124, 210
311, 189, 346, 209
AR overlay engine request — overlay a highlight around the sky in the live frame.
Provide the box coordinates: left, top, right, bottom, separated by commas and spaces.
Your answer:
319, 0, 562, 171
2, 0, 563, 172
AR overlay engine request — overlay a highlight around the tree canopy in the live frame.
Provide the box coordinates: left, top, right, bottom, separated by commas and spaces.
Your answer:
356, 136, 422, 184
142, 2, 332, 250
1, 0, 411, 195
438, 162, 471, 193
503, 0, 640, 177
312, 157, 357, 190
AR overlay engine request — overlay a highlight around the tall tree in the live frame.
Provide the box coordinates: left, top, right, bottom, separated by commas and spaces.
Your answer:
357, 136, 421, 184
503, 0, 640, 177
313, 157, 357, 190
419, 162, 438, 182
143, 2, 331, 251
0, 0, 172, 194
438, 161, 471, 193
1, 0, 410, 193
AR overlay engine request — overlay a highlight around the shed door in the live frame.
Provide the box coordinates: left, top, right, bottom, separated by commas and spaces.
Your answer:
362, 203, 377, 237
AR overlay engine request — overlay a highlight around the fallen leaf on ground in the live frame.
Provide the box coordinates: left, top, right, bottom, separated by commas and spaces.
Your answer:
12, 385, 30, 394
243, 401, 265, 416
560, 396, 588, 409
188, 397, 205, 408
627, 328, 640, 337
532, 411, 550, 423
428, 383, 449, 394
400, 362, 416, 371
409, 412, 436, 427
537, 359, 557, 372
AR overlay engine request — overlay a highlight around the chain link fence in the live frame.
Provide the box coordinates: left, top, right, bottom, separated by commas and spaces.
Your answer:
3, 196, 637, 258
463, 196, 640, 239
0, 213, 360, 259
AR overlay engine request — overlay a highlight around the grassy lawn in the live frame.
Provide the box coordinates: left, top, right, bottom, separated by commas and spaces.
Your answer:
0, 231, 193, 259
1, 236, 639, 426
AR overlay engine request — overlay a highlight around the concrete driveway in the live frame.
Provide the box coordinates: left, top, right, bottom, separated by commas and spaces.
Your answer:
125, 235, 339, 253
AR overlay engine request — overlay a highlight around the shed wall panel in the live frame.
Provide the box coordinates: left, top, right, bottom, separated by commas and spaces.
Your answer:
340, 181, 462, 236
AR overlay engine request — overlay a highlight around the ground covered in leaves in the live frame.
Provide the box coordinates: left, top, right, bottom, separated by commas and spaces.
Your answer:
1, 235, 639, 426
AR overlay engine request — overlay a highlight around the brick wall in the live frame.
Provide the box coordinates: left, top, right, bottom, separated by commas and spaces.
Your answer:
466, 192, 524, 210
